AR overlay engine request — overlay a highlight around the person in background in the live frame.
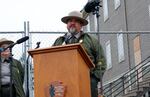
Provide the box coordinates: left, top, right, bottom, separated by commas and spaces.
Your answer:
0, 38, 25, 97
52, 10, 106, 97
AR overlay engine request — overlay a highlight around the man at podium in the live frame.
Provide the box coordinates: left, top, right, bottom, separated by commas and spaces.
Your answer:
52, 10, 106, 97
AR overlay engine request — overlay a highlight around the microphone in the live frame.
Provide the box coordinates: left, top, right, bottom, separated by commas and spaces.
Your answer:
3, 36, 29, 51
16, 36, 29, 44
35, 42, 41, 49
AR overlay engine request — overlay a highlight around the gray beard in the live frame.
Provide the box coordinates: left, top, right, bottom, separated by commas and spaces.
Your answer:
69, 27, 78, 35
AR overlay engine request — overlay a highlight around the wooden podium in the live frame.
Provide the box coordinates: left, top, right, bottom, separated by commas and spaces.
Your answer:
28, 43, 94, 97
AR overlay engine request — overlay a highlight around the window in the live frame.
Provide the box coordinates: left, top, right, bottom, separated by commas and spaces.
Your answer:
114, 0, 121, 9
117, 33, 125, 62
133, 35, 141, 65
133, 35, 142, 82
105, 40, 112, 69
103, 0, 109, 21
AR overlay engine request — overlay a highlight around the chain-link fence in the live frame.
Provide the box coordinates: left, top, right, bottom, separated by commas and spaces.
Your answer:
0, 31, 64, 97
1, 22, 150, 97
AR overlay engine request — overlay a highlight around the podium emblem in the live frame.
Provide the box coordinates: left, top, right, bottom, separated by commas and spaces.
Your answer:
49, 81, 66, 97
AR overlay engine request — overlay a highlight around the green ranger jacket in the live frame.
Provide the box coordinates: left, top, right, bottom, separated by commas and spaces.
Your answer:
0, 58, 25, 97
53, 33, 106, 81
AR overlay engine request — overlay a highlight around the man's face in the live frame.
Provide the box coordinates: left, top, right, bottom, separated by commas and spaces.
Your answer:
0, 44, 11, 58
67, 18, 83, 34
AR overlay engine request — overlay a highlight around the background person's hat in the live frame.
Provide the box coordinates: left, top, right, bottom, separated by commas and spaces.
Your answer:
61, 11, 88, 26
0, 38, 14, 46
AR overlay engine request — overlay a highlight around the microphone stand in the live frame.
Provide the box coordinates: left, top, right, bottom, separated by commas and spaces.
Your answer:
26, 42, 40, 97
92, 1, 104, 96
25, 54, 30, 97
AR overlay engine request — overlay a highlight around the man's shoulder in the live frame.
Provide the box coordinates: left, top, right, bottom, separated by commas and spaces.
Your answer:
55, 35, 65, 42
53, 35, 65, 46
81, 33, 97, 40
12, 58, 21, 64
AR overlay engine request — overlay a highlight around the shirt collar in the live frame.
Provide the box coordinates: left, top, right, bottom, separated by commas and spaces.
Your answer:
1, 58, 10, 63
66, 31, 83, 39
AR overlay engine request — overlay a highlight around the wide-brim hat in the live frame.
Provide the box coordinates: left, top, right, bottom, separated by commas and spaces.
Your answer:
0, 38, 14, 46
61, 11, 88, 26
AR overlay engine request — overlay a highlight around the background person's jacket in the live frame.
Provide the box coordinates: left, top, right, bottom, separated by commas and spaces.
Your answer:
0, 58, 25, 97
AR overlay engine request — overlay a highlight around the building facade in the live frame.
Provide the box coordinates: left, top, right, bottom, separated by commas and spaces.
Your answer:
83, 0, 150, 96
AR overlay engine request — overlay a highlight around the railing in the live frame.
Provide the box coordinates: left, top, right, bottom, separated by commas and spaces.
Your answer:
103, 56, 150, 97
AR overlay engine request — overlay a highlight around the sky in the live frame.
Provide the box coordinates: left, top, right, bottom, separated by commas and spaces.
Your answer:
0, 0, 87, 31
0, 0, 88, 59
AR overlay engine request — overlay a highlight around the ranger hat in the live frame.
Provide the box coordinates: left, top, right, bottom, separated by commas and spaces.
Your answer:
0, 38, 14, 46
61, 11, 88, 26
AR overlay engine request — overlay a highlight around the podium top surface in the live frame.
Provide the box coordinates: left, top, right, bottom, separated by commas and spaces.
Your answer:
28, 43, 95, 68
